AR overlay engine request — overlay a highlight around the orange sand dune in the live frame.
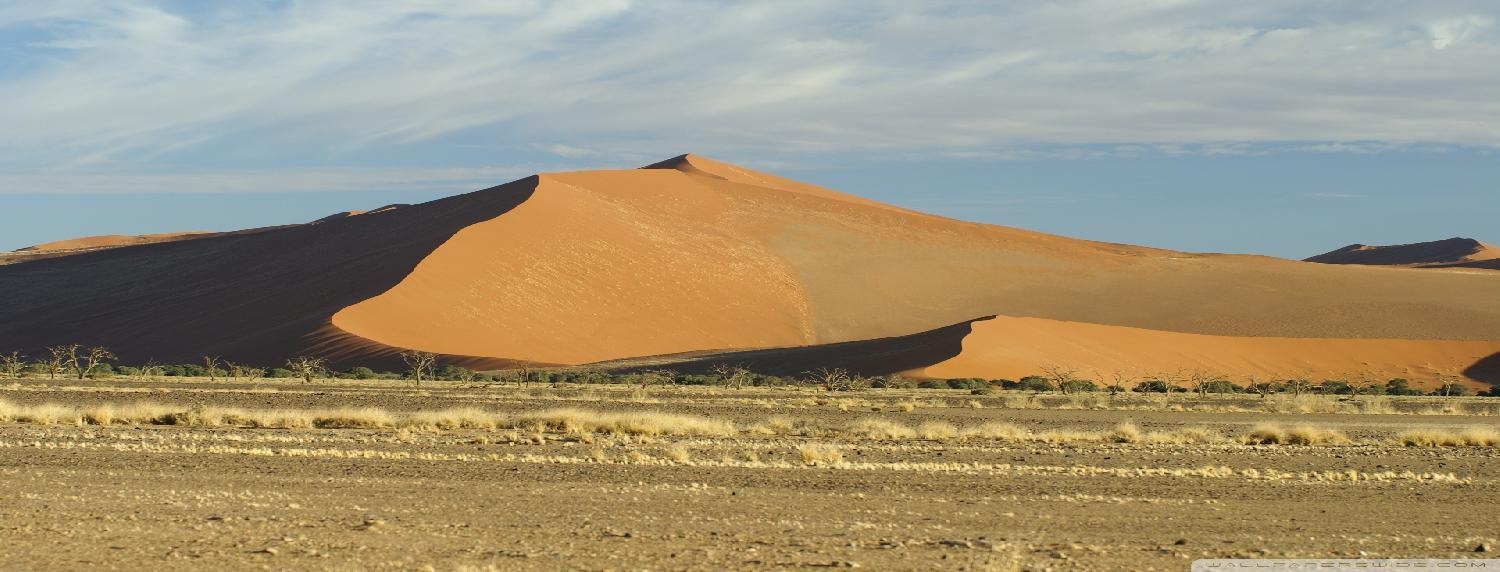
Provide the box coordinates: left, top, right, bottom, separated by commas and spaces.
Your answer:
18, 231, 218, 253
2, 154, 1498, 383
913, 316, 1500, 388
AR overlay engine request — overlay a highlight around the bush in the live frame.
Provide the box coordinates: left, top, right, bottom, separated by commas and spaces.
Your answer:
346, 367, 378, 380
266, 368, 295, 379
946, 378, 990, 391
1015, 376, 1055, 392
1060, 379, 1097, 393
1134, 380, 1177, 393
1431, 383, 1470, 397
917, 379, 947, 389
1318, 380, 1353, 395
870, 376, 917, 389
1203, 379, 1239, 394
1384, 378, 1422, 396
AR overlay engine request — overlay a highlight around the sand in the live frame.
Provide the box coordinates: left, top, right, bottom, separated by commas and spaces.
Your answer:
915, 315, 1500, 388
16, 231, 218, 253
2, 154, 1498, 387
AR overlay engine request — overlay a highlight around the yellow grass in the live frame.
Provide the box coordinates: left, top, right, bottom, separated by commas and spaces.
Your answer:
1240, 423, 1351, 445
797, 444, 845, 466
0, 400, 734, 437
1399, 426, 1499, 447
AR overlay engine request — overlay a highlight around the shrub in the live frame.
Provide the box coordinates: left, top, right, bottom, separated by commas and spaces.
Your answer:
1431, 383, 1470, 397
346, 367, 378, 380
1060, 379, 1098, 393
1318, 380, 1353, 395
946, 378, 990, 391
869, 375, 916, 389
266, 368, 295, 378
1015, 376, 1054, 392
1384, 378, 1422, 396
1134, 380, 1176, 393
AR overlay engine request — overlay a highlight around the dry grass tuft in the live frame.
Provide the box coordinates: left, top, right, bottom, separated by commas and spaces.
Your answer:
1241, 423, 1351, 445
1109, 421, 1143, 443
916, 421, 959, 440
798, 444, 845, 466
961, 422, 1030, 441
1399, 426, 1499, 447
847, 418, 917, 440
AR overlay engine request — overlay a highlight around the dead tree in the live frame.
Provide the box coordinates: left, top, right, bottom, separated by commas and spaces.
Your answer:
202, 356, 221, 382
1040, 364, 1078, 394
514, 365, 532, 388
638, 369, 676, 389
138, 359, 164, 379
1246, 374, 1277, 398
1106, 370, 1138, 396
43, 346, 73, 380
227, 362, 264, 383
807, 367, 857, 392
285, 356, 327, 384
400, 350, 438, 386
67, 346, 115, 380
710, 363, 753, 390
1, 351, 24, 379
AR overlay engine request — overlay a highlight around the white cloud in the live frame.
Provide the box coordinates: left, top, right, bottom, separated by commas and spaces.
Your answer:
0, 0, 1498, 192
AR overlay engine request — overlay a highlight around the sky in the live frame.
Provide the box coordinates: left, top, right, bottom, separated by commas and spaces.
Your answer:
1, 1, 1497, 257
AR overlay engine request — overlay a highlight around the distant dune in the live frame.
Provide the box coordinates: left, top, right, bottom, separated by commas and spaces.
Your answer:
17, 232, 219, 253
1307, 237, 1499, 270
914, 316, 1500, 387
2, 155, 1497, 388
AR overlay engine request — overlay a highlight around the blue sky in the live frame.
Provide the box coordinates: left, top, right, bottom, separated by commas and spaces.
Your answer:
1, 1, 1497, 257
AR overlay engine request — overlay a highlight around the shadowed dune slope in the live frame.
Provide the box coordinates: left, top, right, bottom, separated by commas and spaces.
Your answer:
2, 155, 1499, 379
1307, 237, 1499, 269
0, 178, 538, 366
913, 316, 1500, 387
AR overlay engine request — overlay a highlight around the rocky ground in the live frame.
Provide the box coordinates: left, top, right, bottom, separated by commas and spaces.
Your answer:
1, 378, 1497, 570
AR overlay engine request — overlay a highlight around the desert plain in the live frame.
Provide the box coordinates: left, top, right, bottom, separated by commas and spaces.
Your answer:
2, 374, 1497, 571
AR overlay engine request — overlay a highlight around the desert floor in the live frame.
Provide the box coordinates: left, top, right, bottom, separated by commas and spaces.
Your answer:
2, 377, 1497, 571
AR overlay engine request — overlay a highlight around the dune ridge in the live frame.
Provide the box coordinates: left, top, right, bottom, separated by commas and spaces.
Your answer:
1307, 237, 1498, 270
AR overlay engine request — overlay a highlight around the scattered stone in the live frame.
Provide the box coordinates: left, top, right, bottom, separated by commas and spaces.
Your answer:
938, 539, 974, 549
1477, 543, 1492, 553
831, 561, 861, 568
205, 515, 224, 521
1174, 539, 1189, 546
255, 547, 278, 555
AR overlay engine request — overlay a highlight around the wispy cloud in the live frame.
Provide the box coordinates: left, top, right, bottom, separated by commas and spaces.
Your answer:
0, 165, 538, 195
0, 1, 1498, 192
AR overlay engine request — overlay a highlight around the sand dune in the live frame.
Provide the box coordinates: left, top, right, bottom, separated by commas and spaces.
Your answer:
1307, 237, 1498, 270
914, 316, 1500, 389
2, 154, 1498, 386
16, 232, 219, 253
